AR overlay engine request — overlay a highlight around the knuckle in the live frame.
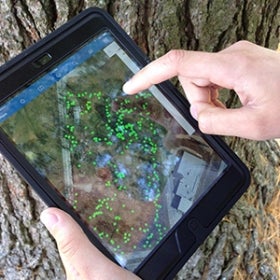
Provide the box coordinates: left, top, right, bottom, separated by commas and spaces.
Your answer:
232, 40, 253, 49
225, 40, 254, 54
58, 236, 80, 258
222, 40, 255, 73
165, 49, 186, 66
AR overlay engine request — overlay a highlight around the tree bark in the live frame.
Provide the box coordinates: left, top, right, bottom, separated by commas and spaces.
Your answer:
0, 1, 279, 279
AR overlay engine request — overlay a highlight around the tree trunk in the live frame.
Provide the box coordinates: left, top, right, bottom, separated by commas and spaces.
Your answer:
0, 1, 279, 279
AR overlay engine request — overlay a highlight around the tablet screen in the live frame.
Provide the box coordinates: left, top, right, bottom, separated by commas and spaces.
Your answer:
0, 31, 227, 269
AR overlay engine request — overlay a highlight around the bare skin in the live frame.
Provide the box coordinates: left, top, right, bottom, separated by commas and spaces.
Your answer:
40, 208, 140, 280
41, 40, 280, 280
123, 41, 280, 140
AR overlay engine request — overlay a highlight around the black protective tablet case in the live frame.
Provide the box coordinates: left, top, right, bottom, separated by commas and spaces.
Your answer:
0, 8, 250, 280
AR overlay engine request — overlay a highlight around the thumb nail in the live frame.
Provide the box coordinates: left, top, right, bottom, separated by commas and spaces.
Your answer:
40, 210, 59, 231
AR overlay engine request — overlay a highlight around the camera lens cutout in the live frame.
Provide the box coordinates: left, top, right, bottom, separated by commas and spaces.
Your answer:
32, 53, 52, 68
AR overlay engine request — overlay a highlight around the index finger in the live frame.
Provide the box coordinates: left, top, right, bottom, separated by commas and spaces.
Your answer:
122, 49, 235, 94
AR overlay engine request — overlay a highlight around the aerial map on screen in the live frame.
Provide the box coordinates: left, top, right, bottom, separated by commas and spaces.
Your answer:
0, 32, 227, 270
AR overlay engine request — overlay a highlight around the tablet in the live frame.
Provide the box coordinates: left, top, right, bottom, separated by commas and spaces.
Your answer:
0, 8, 250, 280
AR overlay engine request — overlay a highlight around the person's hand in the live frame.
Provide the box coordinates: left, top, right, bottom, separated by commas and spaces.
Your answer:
40, 208, 140, 280
123, 41, 280, 140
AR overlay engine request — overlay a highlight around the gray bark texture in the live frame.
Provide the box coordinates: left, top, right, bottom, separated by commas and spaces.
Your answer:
0, 1, 280, 279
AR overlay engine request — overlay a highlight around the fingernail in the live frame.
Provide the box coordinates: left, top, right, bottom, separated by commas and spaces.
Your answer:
190, 105, 198, 120
122, 79, 132, 94
40, 210, 58, 230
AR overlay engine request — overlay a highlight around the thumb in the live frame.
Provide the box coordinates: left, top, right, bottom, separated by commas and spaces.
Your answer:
195, 103, 260, 140
40, 208, 139, 280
